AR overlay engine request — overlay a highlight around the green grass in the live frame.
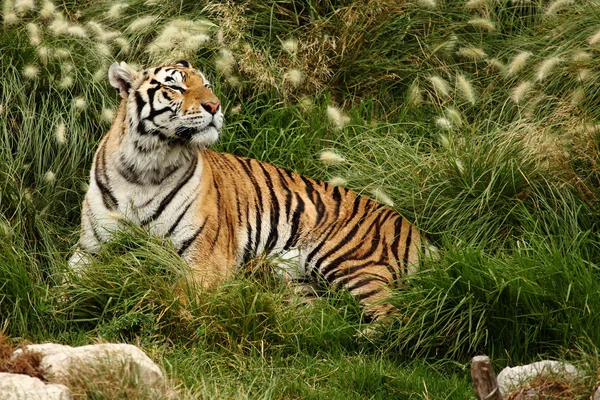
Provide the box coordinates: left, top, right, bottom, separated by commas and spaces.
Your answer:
2, 0, 600, 398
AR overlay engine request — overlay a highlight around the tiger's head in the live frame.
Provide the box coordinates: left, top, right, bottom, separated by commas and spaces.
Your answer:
108, 60, 223, 149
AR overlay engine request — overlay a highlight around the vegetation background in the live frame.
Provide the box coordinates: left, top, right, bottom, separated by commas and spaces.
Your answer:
1, 0, 600, 398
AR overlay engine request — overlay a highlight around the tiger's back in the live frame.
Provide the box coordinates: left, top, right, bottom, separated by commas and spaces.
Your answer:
71, 60, 428, 323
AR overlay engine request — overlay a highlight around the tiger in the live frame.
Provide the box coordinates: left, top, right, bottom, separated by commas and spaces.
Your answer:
69, 60, 433, 323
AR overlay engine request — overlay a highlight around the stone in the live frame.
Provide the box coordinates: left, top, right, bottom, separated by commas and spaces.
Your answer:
496, 360, 578, 397
594, 385, 600, 400
12, 343, 165, 389
0, 372, 72, 400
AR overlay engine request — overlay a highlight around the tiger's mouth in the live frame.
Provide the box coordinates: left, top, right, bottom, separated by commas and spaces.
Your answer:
174, 123, 220, 145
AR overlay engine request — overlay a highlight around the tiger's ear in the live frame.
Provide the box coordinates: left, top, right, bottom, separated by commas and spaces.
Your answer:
108, 62, 138, 99
175, 60, 192, 68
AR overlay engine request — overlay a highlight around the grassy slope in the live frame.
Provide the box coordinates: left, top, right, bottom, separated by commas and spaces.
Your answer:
1, 0, 600, 398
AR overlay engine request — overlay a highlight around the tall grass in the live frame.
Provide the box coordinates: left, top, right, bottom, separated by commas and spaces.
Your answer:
2, 0, 600, 397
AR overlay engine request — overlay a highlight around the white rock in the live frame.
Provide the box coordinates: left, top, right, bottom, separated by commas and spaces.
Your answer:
0, 372, 72, 400
12, 343, 165, 388
497, 360, 578, 397
594, 385, 600, 400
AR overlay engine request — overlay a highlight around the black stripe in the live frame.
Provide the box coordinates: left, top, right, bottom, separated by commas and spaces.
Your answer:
209, 182, 222, 248
320, 209, 390, 280
347, 276, 387, 293
311, 198, 374, 270
135, 91, 147, 122
86, 207, 102, 244
94, 145, 118, 210
178, 220, 206, 255
257, 163, 280, 253
299, 176, 327, 227
242, 201, 254, 265
390, 216, 403, 269
237, 158, 265, 253
141, 156, 198, 225
275, 168, 294, 220
402, 225, 413, 274
332, 186, 343, 216
283, 194, 305, 250
167, 200, 193, 235
356, 288, 382, 302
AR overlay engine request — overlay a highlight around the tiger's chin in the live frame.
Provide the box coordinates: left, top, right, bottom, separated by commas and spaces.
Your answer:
175, 125, 220, 148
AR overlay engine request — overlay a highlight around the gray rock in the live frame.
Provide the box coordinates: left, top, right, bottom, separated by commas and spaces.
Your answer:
496, 360, 578, 397
12, 343, 165, 388
0, 372, 71, 400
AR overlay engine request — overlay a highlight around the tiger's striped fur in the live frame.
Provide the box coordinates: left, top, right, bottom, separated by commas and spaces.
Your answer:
70, 60, 429, 321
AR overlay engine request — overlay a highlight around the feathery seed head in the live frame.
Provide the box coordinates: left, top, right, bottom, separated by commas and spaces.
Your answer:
282, 38, 299, 54
457, 46, 487, 60
106, 2, 128, 19
326, 106, 350, 130
128, 15, 158, 32
226, 75, 240, 87
23, 64, 40, 80
95, 42, 112, 58
27, 23, 41, 46
93, 68, 106, 82
66, 25, 87, 38
101, 108, 115, 123
299, 97, 313, 111
576, 68, 592, 82
61, 62, 74, 74
439, 35, 458, 53
445, 107, 463, 127
456, 74, 476, 105
44, 170, 56, 184
454, 159, 465, 174
435, 117, 453, 130
371, 188, 394, 207
465, 0, 487, 9
571, 51, 591, 64
55, 122, 67, 145
320, 150, 346, 164
416, 0, 437, 9
147, 19, 212, 60
506, 51, 532, 76
570, 87, 585, 107
37, 46, 49, 64
53, 48, 70, 59
73, 96, 86, 110
439, 134, 451, 149
230, 104, 242, 114
0, 104, 4, 115
14, 0, 34, 13
49, 13, 69, 35
39, 0, 54, 19
428, 75, 451, 99
285, 68, 304, 88
58, 76, 74, 89
468, 18, 495, 32
80, 182, 89, 193
545, 0, 574, 16
535, 56, 561, 81
328, 176, 347, 187
3, 12, 18, 26
215, 49, 235, 75
406, 82, 423, 108
114, 37, 130, 54
588, 29, 600, 46
0, 219, 12, 238
511, 81, 533, 104
486, 58, 506, 73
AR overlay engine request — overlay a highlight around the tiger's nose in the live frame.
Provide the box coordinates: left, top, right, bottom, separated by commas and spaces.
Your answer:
201, 101, 220, 115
